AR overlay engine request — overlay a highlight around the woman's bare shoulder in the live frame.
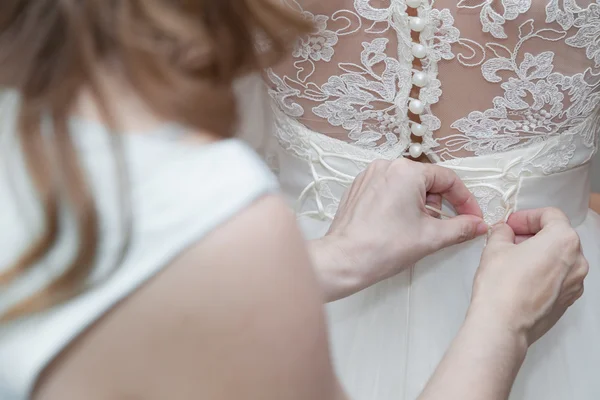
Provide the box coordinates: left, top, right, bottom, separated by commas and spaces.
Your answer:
34, 195, 342, 400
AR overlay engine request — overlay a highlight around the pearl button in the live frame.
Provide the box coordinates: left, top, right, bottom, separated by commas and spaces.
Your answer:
410, 17, 426, 32
412, 43, 427, 59
409, 143, 423, 158
411, 123, 426, 137
409, 99, 425, 115
406, 0, 422, 8
412, 71, 428, 87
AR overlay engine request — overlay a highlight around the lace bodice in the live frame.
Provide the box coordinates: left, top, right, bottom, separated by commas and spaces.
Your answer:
268, 0, 600, 168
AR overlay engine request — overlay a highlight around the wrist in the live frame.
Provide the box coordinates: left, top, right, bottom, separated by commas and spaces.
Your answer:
308, 237, 365, 302
465, 304, 529, 358
421, 305, 529, 400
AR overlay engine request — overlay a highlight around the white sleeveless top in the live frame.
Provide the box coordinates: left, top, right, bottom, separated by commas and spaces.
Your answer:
0, 96, 278, 399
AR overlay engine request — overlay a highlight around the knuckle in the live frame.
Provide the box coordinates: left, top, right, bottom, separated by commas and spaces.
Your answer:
544, 207, 568, 220
455, 223, 475, 244
369, 159, 390, 172
561, 229, 581, 253
578, 259, 590, 280
388, 158, 411, 175
566, 296, 578, 307
543, 206, 560, 214
442, 166, 460, 180
568, 286, 585, 306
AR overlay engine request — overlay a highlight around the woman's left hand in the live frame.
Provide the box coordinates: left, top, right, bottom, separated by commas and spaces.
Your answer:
309, 158, 487, 302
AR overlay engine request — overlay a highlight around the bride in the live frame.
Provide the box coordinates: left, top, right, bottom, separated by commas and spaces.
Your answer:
265, 1, 600, 399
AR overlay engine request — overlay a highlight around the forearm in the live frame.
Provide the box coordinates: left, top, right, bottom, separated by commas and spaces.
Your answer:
419, 309, 528, 400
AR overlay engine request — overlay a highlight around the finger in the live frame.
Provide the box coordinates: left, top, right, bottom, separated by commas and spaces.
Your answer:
341, 169, 366, 206
427, 215, 488, 250
338, 186, 352, 209
425, 193, 443, 218
506, 208, 570, 236
514, 234, 533, 244
421, 164, 483, 218
486, 223, 516, 247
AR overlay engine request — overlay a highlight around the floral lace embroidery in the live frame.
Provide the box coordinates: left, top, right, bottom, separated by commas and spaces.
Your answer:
267, 1, 600, 172
564, 3, 600, 66
458, 0, 532, 39
436, 2, 600, 163
268, 0, 416, 157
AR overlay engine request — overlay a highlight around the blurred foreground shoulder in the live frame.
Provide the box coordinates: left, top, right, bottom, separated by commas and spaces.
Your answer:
35, 179, 342, 399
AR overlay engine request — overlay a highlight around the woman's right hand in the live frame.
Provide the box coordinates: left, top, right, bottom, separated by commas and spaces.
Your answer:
470, 207, 589, 345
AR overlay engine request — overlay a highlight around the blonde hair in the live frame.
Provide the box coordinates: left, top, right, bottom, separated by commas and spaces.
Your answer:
0, 0, 309, 321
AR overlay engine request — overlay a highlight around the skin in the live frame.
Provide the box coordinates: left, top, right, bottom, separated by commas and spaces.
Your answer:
309, 159, 488, 302
35, 84, 341, 400
590, 193, 600, 214
33, 195, 587, 400
32, 82, 587, 400
421, 209, 588, 400
35, 195, 345, 400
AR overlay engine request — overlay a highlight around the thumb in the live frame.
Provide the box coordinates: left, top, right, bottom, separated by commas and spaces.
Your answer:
430, 215, 488, 250
486, 223, 516, 247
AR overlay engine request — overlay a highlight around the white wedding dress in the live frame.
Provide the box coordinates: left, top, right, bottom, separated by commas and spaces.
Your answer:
265, 1, 600, 399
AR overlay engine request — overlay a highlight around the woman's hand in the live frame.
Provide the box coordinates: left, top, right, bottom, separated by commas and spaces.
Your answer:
471, 207, 589, 345
309, 158, 488, 302
419, 207, 588, 400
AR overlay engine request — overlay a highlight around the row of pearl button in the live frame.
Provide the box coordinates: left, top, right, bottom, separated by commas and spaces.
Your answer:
407, 0, 427, 158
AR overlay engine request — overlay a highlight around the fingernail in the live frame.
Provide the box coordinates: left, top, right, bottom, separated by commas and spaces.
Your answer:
476, 222, 489, 236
